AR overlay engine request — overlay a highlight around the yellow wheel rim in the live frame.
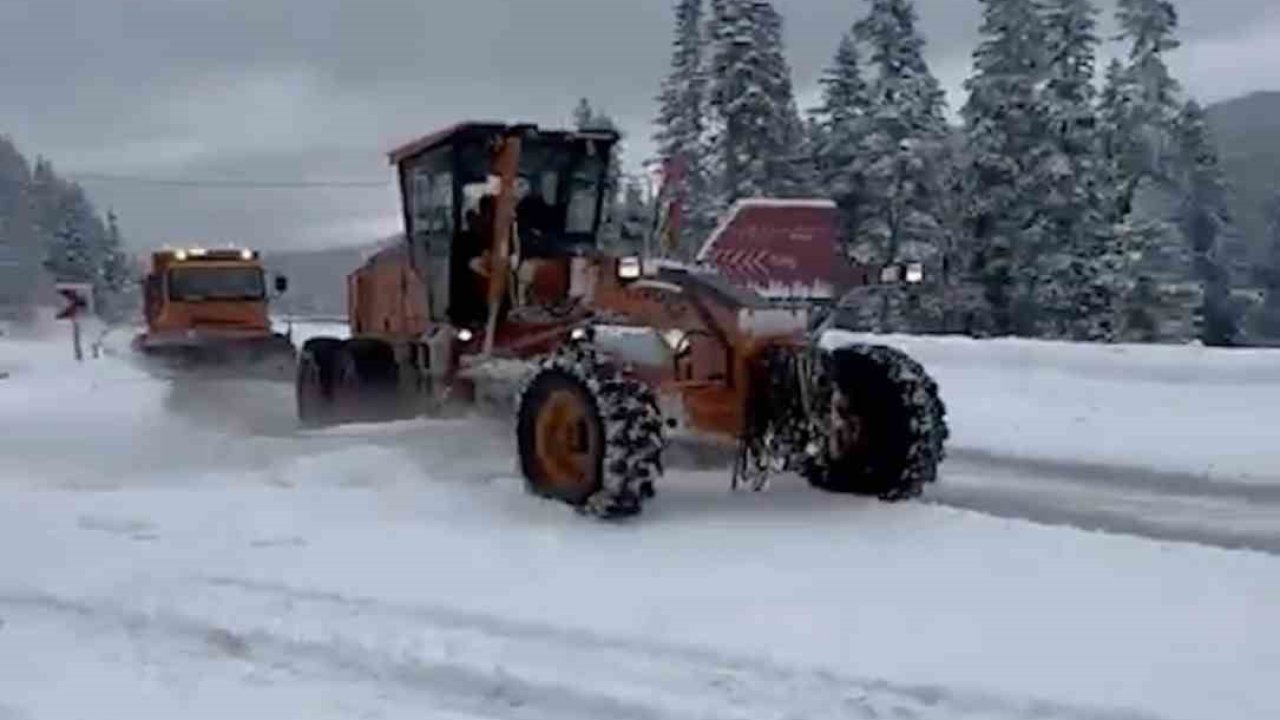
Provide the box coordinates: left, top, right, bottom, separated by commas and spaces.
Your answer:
534, 388, 599, 498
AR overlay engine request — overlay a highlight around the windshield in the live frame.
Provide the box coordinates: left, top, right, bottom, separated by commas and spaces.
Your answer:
457, 137, 608, 248
168, 266, 266, 302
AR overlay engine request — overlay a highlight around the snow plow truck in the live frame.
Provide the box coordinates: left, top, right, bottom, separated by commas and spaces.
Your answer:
133, 247, 296, 380
296, 121, 948, 518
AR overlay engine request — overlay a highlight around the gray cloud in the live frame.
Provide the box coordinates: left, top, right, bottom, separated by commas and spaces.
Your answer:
2, 0, 1275, 252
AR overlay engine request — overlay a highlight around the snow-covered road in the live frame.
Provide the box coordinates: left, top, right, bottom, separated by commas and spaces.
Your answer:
938, 451, 1280, 554
2, 320, 1278, 719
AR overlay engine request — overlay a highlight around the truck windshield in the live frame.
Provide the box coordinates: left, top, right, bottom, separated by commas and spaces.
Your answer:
168, 266, 266, 301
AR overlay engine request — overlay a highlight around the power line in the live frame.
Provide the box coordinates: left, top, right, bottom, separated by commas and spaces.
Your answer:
66, 171, 394, 189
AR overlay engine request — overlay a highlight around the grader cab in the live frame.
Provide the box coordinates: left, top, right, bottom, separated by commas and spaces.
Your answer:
296, 122, 948, 519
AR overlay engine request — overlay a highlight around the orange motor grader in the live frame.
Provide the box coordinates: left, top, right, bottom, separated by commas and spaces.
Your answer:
296, 122, 948, 518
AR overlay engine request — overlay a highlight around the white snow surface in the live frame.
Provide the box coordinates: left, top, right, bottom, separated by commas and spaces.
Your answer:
822, 331, 1280, 486
0, 322, 1278, 719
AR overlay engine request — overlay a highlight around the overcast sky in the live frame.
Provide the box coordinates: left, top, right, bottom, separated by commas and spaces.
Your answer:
2, 0, 1277, 253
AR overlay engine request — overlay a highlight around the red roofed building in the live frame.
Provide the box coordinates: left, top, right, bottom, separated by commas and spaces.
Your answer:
696, 199, 865, 301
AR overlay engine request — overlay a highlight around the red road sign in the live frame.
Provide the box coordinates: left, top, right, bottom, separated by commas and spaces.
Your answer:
55, 287, 88, 320
697, 199, 843, 299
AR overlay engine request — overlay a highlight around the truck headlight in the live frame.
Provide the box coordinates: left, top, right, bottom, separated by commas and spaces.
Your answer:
618, 257, 642, 281
905, 263, 925, 284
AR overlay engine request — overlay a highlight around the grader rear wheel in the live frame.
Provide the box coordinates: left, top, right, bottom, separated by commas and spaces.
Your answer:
296, 337, 404, 428
296, 337, 345, 428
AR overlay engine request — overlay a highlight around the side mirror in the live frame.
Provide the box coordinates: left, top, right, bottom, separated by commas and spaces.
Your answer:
274, 274, 289, 294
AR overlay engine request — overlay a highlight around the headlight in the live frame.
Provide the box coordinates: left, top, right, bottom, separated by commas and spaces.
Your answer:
618, 257, 642, 280
240, 249, 255, 261
189, 248, 208, 257
570, 327, 590, 341
457, 328, 474, 342
905, 263, 925, 284
174, 249, 188, 261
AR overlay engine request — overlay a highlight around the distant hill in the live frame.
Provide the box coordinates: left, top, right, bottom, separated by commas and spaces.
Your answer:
262, 238, 395, 319
1207, 91, 1280, 275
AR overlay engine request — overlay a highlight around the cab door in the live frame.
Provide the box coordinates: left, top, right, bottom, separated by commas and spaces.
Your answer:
401, 147, 456, 326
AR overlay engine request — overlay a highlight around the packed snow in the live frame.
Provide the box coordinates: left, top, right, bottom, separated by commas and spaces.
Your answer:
1, 319, 1278, 720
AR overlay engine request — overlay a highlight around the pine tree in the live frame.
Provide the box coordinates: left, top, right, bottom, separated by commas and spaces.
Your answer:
617, 178, 655, 256
1098, 58, 1134, 220
1254, 193, 1280, 342
961, 0, 1052, 336
29, 156, 123, 317
1099, 57, 1161, 339
756, 3, 816, 198
44, 185, 106, 286
1110, 0, 1201, 342
774, 97, 819, 198
852, 0, 952, 332
97, 209, 135, 321
0, 137, 42, 312
1037, 0, 1123, 341
572, 98, 595, 131
654, 0, 715, 259
573, 98, 625, 251
813, 32, 871, 263
815, 33, 870, 138
1173, 100, 1237, 346
706, 0, 803, 208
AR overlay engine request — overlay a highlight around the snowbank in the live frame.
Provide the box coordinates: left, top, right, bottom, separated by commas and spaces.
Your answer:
822, 331, 1280, 485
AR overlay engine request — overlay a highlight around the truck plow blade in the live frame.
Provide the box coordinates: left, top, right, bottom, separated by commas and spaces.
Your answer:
132, 333, 297, 382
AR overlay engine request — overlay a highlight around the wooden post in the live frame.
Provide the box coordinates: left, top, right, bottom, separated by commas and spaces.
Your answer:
71, 317, 83, 363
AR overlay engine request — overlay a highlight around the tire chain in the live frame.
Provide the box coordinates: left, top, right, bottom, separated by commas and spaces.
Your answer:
517, 333, 668, 519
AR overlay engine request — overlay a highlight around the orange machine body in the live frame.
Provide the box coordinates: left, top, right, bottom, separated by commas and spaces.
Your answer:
339, 124, 808, 441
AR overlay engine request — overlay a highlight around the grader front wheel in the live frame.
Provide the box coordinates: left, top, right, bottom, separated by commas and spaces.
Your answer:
517, 347, 666, 519
806, 344, 949, 501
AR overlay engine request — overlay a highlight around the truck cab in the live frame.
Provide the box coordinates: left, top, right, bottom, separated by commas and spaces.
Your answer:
142, 248, 279, 338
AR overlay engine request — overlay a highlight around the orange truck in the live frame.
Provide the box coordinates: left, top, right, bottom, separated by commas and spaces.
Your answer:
132, 247, 296, 380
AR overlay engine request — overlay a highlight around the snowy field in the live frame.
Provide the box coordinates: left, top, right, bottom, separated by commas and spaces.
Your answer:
822, 331, 1280, 553
1, 319, 1278, 720
822, 331, 1280, 485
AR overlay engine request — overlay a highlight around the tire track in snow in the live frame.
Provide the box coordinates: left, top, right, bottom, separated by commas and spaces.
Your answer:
934, 457, 1280, 555
945, 448, 1280, 504
196, 577, 1173, 720
0, 592, 678, 720
0, 581, 1176, 720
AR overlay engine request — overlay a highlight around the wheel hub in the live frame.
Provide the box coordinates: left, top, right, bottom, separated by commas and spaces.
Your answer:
828, 387, 864, 459
534, 388, 599, 497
